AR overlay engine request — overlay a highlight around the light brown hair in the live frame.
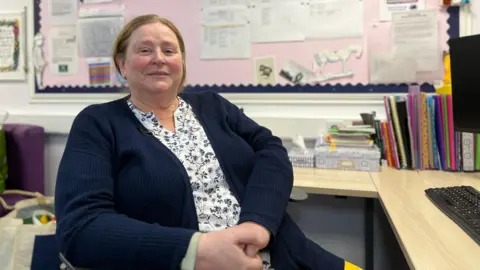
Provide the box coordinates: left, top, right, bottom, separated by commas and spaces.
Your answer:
112, 15, 186, 92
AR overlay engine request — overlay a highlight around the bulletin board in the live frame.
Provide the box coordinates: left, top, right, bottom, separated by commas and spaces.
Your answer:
31, 0, 460, 100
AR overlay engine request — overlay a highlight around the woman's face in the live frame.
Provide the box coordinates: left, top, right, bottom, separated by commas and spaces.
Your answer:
118, 22, 183, 95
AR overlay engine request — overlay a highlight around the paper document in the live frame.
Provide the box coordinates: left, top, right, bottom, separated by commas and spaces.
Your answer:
370, 52, 417, 83
79, 6, 125, 18
254, 56, 277, 85
48, 0, 78, 25
201, 5, 249, 26
249, 3, 306, 43
82, 0, 115, 3
248, 0, 300, 3
379, 0, 424, 21
201, 0, 247, 6
78, 16, 123, 58
200, 6, 250, 59
200, 25, 251, 59
392, 9, 440, 71
306, 0, 364, 39
48, 26, 78, 75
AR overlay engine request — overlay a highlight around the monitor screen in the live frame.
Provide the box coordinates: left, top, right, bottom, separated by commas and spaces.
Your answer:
448, 34, 480, 133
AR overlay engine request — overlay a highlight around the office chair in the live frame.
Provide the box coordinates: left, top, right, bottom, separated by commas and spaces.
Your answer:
60, 253, 86, 270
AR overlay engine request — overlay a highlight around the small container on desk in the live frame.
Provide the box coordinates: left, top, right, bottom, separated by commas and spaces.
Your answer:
314, 145, 381, 172
288, 148, 315, 168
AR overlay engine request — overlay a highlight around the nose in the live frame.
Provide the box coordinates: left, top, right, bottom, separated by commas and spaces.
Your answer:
152, 49, 167, 64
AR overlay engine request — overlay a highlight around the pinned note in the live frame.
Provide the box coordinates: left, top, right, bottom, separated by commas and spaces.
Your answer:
369, 51, 417, 83
254, 56, 276, 85
78, 8, 124, 58
200, 6, 251, 59
87, 58, 111, 86
392, 9, 440, 72
249, 2, 306, 43
82, 0, 115, 3
201, 0, 247, 6
48, 26, 78, 76
48, 0, 78, 25
379, 0, 425, 21
306, 0, 364, 39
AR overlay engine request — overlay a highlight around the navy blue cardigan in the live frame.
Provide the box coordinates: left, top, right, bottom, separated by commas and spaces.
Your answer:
55, 91, 344, 270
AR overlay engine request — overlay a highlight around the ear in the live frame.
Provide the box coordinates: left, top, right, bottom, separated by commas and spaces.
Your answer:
115, 54, 126, 77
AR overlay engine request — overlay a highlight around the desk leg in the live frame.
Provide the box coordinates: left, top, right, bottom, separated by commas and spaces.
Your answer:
365, 198, 374, 270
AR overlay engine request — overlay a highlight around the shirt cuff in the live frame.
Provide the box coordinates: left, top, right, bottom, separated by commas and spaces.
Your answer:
180, 232, 202, 270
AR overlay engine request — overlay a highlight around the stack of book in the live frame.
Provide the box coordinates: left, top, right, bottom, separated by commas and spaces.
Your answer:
314, 125, 381, 172
380, 86, 480, 171
324, 125, 376, 149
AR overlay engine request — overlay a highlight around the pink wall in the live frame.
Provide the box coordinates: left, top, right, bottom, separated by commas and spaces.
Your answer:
41, 0, 449, 87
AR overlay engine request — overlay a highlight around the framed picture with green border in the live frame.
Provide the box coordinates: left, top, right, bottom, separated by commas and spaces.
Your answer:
0, 8, 27, 81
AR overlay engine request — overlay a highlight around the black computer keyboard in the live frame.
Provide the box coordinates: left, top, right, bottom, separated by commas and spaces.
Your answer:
425, 186, 480, 245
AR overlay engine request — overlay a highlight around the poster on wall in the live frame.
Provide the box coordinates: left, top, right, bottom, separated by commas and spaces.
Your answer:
47, 26, 79, 76
306, 0, 364, 39
249, 2, 306, 43
379, 0, 425, 21
254, 56, 277, 85
200, 5, 251, 59
48, 0, 78, 25
0, 9, 26, 81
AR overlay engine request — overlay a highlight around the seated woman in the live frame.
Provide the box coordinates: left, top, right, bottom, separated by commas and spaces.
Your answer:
54, 14, 361, 270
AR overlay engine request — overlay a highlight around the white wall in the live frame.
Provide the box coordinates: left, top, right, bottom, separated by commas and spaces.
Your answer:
0, 0, 411, 195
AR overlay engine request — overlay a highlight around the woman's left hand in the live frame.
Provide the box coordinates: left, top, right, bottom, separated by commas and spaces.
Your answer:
232, 222, 270, 257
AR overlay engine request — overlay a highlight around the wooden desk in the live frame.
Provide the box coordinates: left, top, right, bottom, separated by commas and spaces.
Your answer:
370, 168, 480, 270
293, 168, 378, 198
293, 168, 378, 270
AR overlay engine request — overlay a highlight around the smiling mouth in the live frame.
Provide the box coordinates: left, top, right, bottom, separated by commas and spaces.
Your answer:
148, 72, 169, 76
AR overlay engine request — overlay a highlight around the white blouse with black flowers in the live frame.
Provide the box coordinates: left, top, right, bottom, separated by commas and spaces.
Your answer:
128, 98, 273, 269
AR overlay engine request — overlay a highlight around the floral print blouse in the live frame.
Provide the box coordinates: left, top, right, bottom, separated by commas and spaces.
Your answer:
128, 98, 273, 269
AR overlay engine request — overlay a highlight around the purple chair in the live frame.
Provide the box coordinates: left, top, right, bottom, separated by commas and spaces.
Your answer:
0, 124, 45, 217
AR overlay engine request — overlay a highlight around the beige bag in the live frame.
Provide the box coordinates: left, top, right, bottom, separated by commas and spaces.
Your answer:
0, 189, 45, 214
0, 196, 55, 270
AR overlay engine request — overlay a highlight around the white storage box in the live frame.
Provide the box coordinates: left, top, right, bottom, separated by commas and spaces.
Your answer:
288, 148, 315, 168
314, 146, 381, 172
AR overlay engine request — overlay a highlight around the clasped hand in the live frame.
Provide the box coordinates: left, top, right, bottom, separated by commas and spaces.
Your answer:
195, 222, 271, 270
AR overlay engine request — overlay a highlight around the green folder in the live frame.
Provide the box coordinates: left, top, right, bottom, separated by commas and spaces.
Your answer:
476, 134, 480, 170
442, 94, 450, 169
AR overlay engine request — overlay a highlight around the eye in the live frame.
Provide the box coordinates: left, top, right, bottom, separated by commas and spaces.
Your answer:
164, 48, 175, 54
139, 48, 151, 53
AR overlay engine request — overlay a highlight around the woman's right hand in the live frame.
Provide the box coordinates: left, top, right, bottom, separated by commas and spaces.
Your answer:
195, 229, 263, 270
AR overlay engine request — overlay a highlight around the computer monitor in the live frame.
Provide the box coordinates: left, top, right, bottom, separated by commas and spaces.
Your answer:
448, 34, 480, 133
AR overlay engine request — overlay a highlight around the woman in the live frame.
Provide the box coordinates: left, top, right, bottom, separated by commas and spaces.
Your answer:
54, 14, 361, 270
